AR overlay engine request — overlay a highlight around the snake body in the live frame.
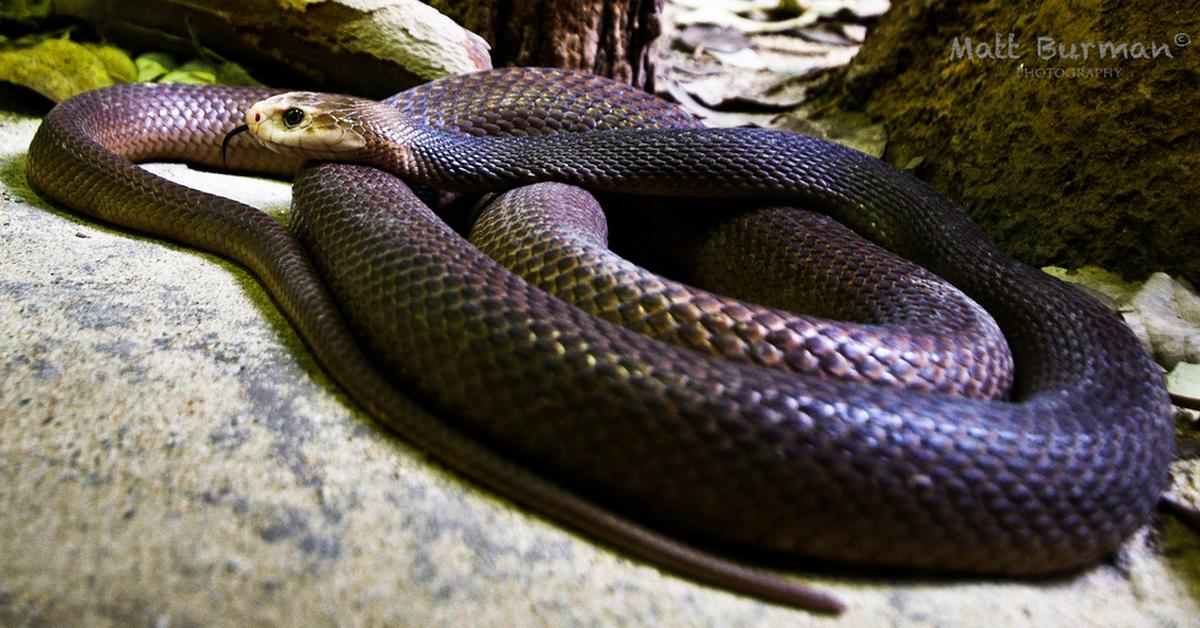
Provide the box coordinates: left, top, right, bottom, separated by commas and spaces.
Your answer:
469, 182, 1014, 398
26, 68, 1174, 612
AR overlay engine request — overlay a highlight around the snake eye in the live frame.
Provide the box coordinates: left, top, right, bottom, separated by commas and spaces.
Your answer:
282, 107, 305, 128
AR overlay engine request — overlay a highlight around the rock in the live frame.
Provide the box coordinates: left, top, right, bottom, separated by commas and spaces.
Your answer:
49, 0, 490, 98
1042, 265, 1140, 306
1130, 273, 1200, 369
5, 90, 1200, 624
822, 0, 1200, 285
1040, 268, 1200, 369
1176, 277, 1200, 323
779, 109, 887, 157
1168, 362, 1200, 409
1119, 310, 1154, 357
1163, 459, 1200, 527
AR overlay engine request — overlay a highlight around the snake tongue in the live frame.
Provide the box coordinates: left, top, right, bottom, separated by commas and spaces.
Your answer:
220, 124, 250, 166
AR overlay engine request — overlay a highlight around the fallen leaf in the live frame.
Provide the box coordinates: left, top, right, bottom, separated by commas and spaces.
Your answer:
675, 25, 752, 54
661, 79, 784, 127
676, 70, 809, 109
673, 0, 785, 11
709, 42, 857, 75
675, 6, 818, 34
805, 0, 890, 19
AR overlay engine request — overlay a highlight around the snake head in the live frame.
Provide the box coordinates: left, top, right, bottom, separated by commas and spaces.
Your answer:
245, 92, 374, 158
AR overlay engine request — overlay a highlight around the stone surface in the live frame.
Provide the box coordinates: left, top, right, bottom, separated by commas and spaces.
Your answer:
2, 100, 1199, 624
53, 0, 490, 99
1045, 265, 1200, 372
1132, 274, 1200, 369
823, 0, 1200, 285
1169, 363, 1200, 407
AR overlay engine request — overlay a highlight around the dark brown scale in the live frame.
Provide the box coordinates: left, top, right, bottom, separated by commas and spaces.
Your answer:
302, 72, 1172, 574
393, 68, 1012, 400
292, 150, 1169, 574
385, 67, 698, 134
25, 78, 846, 612
469, 182, 1012, 399
25, 69, 1175, 613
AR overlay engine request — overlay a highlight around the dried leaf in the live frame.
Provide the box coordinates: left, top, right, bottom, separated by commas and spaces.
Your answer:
704, 48, 768, 70
659, 0, 883, 133
841, 24, 868, 43
673, 0, 783, 11
675, 6, 819, 34
680, 71, 810, 109
753, 32, 851, 54
805, 0, 890, 19
709, 43, 857, 75
675, 26, 751, 54
661, 79, 784, 128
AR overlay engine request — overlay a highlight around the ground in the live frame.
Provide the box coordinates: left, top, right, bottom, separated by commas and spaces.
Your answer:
1, 100, 1198, 625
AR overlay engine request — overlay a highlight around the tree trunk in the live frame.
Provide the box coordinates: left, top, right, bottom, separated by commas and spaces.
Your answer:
430, 0, 663, 89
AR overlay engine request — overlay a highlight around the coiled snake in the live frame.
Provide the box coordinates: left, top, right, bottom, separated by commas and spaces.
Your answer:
26, 68, 1174, 613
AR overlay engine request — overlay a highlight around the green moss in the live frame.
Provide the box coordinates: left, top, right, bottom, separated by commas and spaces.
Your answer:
1161, 515, 1200, 607
827, 0, 1200, 283
0, 38, 122, 101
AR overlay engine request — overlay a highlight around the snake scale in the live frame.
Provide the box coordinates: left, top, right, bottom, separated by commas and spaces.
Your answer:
468, 182, 1015, 399
26, 68, 1173, 613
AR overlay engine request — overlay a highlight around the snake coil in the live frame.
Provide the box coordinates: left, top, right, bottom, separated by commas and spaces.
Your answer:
26, 68, 1173, 613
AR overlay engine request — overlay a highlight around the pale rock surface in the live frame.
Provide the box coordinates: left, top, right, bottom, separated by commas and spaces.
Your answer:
3, 104, 1199, 625
1044, 266, 1200, 370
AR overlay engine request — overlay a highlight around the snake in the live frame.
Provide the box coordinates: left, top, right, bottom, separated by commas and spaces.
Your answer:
25, 68, 1174, 613
467, 182, 1015, 399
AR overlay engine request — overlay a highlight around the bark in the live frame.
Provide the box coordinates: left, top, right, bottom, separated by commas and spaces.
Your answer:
429, 0, 663, 89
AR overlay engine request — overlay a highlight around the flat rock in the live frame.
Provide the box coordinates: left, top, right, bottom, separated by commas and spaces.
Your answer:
2, 99, 1198, 625
1132, 273, 1200, 369
1168, 362, 1200, 407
